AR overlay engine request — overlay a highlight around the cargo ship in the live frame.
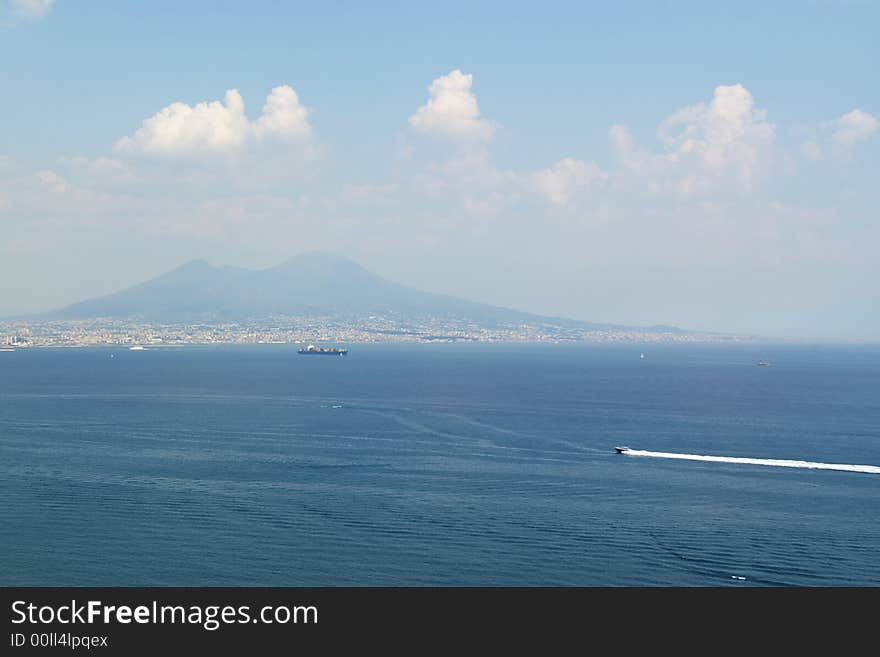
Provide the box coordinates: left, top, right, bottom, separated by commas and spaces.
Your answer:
298, 344, 348, 356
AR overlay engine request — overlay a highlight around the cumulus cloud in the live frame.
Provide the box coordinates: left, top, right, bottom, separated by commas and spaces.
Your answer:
253, 85, 311, 141
612, 84, 775, 196
831, 108, 878, 151
531, 158, 605, 204
115, 86, 311, 158
6, 0, 54, 21
658, 84, 774, 187
409, 70, 495, 142
798, 108, 878, 160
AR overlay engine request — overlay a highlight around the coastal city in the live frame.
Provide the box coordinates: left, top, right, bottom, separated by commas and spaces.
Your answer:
0, 315, 743, 348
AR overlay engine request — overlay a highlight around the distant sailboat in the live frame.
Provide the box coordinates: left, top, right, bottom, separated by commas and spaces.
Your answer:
640, 353, 645, 360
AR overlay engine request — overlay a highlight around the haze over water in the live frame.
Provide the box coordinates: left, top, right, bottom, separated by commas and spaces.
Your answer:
1, 343, 879, 586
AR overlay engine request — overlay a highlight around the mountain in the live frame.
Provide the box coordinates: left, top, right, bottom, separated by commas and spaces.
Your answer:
44, 252, 618, 328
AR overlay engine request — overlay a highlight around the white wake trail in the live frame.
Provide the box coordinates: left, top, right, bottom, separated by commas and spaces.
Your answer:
621, 449, 880, 475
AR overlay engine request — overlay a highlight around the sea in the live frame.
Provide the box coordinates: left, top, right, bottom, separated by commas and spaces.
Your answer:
1, 343, 878, 586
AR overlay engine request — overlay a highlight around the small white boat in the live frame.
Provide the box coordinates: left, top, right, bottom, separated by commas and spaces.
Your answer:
129, 345, 145, 351
614, 446, 630, 454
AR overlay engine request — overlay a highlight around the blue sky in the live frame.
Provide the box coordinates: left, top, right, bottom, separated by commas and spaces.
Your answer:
1, 1, 878, 339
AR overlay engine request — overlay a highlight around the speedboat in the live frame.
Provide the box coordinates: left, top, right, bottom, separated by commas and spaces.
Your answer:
614, 446, 630, 454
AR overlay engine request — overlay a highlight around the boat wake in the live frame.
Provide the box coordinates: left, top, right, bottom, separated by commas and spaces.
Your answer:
619, 449, 880, 475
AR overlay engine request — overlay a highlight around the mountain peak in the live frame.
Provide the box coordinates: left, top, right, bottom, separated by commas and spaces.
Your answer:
268, 252, 376, 283
273, 251, 363, 270
176, 258, 214, 271
44, 254, 594, 328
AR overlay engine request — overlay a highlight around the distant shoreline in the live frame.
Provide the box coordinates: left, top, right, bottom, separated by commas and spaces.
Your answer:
4, 340, 879, 351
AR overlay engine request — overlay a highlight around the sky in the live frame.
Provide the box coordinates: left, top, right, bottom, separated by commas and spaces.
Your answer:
1, 0, 878, 340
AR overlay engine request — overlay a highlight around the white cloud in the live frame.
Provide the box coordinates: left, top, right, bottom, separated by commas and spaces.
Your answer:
58, 156, 138, 187
612, 84, 775, 197
831, 108, 878, 151
409, 148, 521, 214
7, 0, 54, 20
115, 90, 249, 157
409, 70, 495, 142
115, 86, 311, 158
797, 108, 878, 160
531, 158, 605, 204
36, 169, 70, 194
609, 124, 638, 166
658, 84, 775, 188
0, 160, 141, 235
252, 85, 311, 141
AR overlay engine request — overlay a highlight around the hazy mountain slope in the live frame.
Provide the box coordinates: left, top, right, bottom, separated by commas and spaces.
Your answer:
47, 252, 618, 328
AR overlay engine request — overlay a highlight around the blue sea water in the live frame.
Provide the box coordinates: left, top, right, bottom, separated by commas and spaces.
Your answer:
1, 343, 878, 586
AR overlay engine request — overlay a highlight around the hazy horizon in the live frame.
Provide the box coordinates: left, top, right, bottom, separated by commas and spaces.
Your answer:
1, 250, 872, 343
2, 1, 878, 341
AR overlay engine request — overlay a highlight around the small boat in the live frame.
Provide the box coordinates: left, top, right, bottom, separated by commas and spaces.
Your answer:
757, 360, 769, 366
129, 345, 145, 351
614, 446, 630, 454
298, 344, 348, 356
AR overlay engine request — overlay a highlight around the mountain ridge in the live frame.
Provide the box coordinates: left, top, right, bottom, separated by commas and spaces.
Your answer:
34, 252, 659, 331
